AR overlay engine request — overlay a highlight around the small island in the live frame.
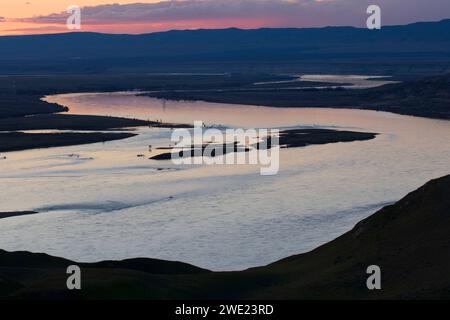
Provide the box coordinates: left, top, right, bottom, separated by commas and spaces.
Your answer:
150, 128, 377, 160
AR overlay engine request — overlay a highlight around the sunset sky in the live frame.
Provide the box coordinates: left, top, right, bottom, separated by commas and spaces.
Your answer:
1, 0, 449, 36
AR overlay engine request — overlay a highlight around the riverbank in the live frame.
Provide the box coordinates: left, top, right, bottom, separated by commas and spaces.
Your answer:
1, 174, 449, 299
2, 74, 281, 153
1, 73, 449, 152
149, 128, 377, 161
0, 103, 193, 153
0, 211, 38, 220
0, 132, 137, 153
0, 114, 155, 132
144, 73, 450, 120
0, 113, 192, 153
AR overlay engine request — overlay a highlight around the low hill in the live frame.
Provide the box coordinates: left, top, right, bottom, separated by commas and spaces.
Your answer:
1, 174, 449, 299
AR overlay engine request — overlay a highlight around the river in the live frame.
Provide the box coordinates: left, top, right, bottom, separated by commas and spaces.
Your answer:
0, 91, 449, 271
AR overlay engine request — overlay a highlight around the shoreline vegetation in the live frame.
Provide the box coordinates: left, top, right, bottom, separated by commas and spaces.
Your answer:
1, 174, 449, 299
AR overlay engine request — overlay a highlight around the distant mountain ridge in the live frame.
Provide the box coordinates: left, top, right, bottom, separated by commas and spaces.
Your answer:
1, 19, 450, 74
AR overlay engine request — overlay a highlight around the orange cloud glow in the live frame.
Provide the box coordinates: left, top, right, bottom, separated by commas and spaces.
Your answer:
1, 0, 449, 36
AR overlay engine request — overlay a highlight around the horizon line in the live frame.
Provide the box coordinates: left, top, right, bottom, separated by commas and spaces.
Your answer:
1, 18, 448, 38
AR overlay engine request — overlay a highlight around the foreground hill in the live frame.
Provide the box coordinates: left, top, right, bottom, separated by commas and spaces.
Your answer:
1, 20, 450, 75
1, 174, 449, 299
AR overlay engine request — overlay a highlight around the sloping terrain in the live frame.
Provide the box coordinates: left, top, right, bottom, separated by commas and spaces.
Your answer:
1, 175, 449, 299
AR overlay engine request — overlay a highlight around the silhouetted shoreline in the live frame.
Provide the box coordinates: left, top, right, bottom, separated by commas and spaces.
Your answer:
0, 114, 190, 153
0, 132, 137, 153
150, 128, 377, 161
0, 211, 38, 220
145, 73, 450, 120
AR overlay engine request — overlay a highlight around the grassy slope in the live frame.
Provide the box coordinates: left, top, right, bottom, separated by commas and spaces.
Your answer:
1, 175, 449, 299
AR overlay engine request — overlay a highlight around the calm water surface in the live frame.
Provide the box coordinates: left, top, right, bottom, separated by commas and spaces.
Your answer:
0, 92, 449, 270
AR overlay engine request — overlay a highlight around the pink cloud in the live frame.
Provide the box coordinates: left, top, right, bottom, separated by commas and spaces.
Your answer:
11, 0, 450, 34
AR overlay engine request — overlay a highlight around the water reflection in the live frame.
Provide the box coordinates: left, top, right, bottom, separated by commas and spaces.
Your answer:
0, 92, 448, 271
